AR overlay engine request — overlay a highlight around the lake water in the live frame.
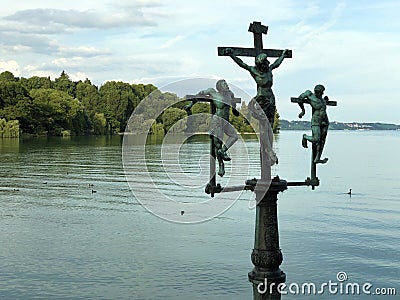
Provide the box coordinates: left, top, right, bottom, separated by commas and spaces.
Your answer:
0, 131, 399, 299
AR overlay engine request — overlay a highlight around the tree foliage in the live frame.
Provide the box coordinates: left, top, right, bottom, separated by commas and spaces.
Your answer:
0, 71, 157, 136
0, 118, 19, 138
29, 88, 87, 135
162, 107, 187, 133
0, 70, 280, 136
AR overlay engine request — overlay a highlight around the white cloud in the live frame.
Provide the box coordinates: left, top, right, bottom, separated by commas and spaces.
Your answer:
68, 71, 88, 82
58, 46, 109, 57
3, 7, 159, 29
160, 35, 185, 49
52, 58, 68, 66
0, 60, 20, 76
0, 31, 59, 54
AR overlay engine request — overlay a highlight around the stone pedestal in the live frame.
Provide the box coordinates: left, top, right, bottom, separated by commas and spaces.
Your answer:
249, 177, 287, 300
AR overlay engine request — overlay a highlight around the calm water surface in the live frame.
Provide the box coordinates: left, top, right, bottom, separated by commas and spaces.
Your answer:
0, 131, 399, 299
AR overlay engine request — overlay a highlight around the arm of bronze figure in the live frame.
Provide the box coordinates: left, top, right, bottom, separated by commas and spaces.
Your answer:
297, 90, 312, 118
298, 102, 306, 118
229, 90, 239, 116
224, 48, 251, 71
270, 49, 288, 70
299, 90, 312, 100
184, 99, 196, 115
198, 88, 216, 96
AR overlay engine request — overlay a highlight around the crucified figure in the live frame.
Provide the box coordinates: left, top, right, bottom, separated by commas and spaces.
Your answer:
185, 79, 239, 177
224, 48, 288, 165
297, 84, 329, 164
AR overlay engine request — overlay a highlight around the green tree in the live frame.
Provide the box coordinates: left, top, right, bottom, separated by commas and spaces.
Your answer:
162, 107, 187, 133
185, 102, 210, 133
75, 79, 101, 134
0, 100, 35, 133
53, 71, 76, 97
99, 81, 140, 133
132, 83, 157, 106
0, 78, 33, 133
76, 79, 100, 111
230, 110, 254, 133
0, 80, 30, 108
92, 113, 107, 135
273, 110, 280, 133
133, 89, 182, 126
134, 89, 163, 120
0, 118, 19, 138
150, 121, 164, 135
0, 71, 17, 82
20, 76, 52, 91
30, 88, 87, 135
0, 71, 163, 136
237, 102, 255, 133
126, 113, 147, 134
231, 102, 280, 134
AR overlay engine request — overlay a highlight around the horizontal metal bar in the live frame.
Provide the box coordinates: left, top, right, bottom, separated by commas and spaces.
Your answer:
291, 97, 337, 106
218, 47, 292, 58
184, 95, 213, 101
220, 185, 246, 192
286, 181, 310, 186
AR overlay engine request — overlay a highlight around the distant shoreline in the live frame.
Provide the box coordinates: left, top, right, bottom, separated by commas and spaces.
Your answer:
279, 120, 400, 131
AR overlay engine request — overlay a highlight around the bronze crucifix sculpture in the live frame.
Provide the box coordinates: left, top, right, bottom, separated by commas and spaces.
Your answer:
219, 21, 292, 180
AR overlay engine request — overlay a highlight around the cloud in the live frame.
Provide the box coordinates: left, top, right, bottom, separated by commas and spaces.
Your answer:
0, 2, 167, 60
3, 7, 158, 30
0, 21, 68, 35
0, 31, 59, 54
58, 46, 110, 57
0, 60, 20, 76
160, 35, 185, 49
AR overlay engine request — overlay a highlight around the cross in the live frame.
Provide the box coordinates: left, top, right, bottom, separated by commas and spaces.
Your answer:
218, 21, 292, 181
291, 97, 337, 188
218, 21, 292, 58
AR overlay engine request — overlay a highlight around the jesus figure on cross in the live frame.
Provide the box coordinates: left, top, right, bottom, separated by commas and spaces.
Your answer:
224, 47, 288, 165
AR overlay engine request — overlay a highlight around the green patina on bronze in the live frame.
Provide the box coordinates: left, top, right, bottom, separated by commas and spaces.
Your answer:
185, 79, 241, 196
219, 21, 292, 180
219, 21, 291, 126
291, 85, 337, 184
223, 48, 288, 126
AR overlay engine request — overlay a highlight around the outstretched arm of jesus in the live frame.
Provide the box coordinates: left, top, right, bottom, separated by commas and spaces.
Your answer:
224, 48, 251, 71
270, 49, 288, 70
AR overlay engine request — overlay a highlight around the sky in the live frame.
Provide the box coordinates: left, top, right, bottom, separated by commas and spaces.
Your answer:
0, 0, 399, 123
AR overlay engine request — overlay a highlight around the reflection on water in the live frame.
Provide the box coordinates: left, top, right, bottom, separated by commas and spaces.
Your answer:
0, 131, 399, 299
